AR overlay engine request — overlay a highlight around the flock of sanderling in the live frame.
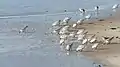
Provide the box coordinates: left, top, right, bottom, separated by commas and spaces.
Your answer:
14, 4, 120, 67
18, 4, 119, 55
50, 4, 119, 55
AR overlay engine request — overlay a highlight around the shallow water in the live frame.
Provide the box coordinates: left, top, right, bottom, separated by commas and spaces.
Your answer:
0, 0, 120, 67
0, 22, 95, 67
0, 0, 120, 20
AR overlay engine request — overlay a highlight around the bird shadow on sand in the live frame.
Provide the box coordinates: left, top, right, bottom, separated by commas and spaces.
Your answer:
104, 42, 120, 46
97, 19, 105, 21
97, 47, 109, 50
82, 50, 94, 52
88, 23, 94, 24
109, 42, 120, 44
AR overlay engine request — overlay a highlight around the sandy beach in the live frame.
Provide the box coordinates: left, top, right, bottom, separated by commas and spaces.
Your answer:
76, 11, 120, 67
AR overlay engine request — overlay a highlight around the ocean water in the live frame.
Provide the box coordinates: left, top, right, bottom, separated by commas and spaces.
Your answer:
0, 0, 120, 67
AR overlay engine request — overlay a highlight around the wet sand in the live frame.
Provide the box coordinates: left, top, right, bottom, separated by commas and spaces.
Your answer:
77, 11, 120, 67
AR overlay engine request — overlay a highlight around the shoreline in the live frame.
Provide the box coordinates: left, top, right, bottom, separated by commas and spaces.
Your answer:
78, 10, 120, 67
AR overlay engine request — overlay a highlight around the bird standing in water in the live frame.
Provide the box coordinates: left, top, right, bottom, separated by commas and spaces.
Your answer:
79, 8, 86, 18
19, 25, 28, 33
112, 4, 119, 12
94, 6, 99, 18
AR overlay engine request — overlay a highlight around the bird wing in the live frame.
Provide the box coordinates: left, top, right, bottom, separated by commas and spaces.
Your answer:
92, 43, 99, 49
66, 45, 70, 50
76, 45, 84, 51
82, 39, 88, 44
90, 38, 96, 43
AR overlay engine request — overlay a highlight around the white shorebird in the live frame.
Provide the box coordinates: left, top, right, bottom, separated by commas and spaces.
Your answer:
59, 26, 69, 35
52, 27, 62, 34
83, 31, 88, 34
102, 36, 114, 45
76, 19, 85, 25
53, 30, 58, 34
76, 29, 85, 35
92, 43, 99, 50
61, 25, 69, 31
76, 45, 85, 52
77, 31, 88, 41
94, 6, 99, 11
61, 17, 71, 25
93, 62, 102, 67
59, 34, 68, 39
72, 23, 77, 28
85, 14, 92, 20
69, 32, 76, 37
82, 38, 88, 45
19, 25, 28, 33
63, 17, 71, 23
94, 6, 99, 18
89, 37, 97, 43
87, 34, 96, 41
52, 20, 61, 26
79, 8, 86, 17
65, 43, 74, 51
59, 30, 68, 35
77, 34, 85, 41
112, 4, 119, 12
59, 39, 66, 45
